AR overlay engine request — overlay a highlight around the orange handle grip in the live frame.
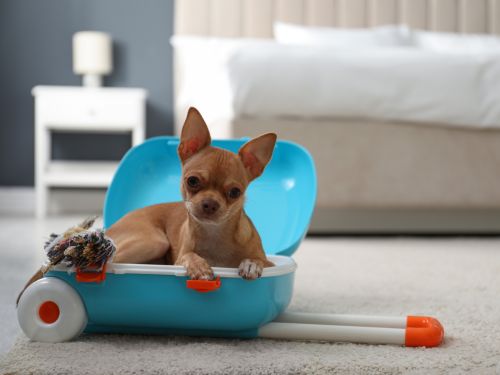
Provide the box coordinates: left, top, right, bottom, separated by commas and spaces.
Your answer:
405, 316, 444, 347
186, 276, 221, 293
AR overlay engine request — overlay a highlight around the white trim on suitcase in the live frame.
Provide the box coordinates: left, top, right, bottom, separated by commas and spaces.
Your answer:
50, 255, 297, 279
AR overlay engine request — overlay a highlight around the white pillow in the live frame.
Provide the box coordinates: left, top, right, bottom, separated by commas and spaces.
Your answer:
274, 22, 413, 47
414, 30, 500, 54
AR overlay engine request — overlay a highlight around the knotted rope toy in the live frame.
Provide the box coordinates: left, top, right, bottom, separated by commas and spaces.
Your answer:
42, 216, 116, 273
16, 217, 116, 306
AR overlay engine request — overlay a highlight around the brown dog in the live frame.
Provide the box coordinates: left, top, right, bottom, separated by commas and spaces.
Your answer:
106, 107, 275, 279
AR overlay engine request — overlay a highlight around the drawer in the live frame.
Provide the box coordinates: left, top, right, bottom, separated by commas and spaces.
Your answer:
37, 90, 144, 128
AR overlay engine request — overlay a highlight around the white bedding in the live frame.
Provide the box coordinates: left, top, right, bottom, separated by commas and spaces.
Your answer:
274, 22, 412, 47
228, 44, 500, 128
413, 29, 500, 54
172, 34, 500, 130
171, 36, 274, 138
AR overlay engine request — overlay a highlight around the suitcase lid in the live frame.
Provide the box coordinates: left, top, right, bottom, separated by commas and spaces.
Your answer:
104, 137, 316, 256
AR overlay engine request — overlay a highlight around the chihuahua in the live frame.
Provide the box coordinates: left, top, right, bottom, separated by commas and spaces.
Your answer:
106, 107, 275, 279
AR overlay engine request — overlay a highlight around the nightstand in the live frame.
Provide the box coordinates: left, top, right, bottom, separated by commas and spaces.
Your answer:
32, 86, 147, 217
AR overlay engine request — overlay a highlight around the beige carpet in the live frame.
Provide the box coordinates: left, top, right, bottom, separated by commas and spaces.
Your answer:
2, 238, 500, 374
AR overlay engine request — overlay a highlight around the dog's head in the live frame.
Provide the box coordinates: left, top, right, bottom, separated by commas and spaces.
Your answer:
178, 107, 276, 225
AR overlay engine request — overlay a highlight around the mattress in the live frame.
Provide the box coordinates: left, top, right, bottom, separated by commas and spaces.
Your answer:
233, 117, 500, 209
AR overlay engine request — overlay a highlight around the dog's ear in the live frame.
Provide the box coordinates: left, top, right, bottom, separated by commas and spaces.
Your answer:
178, 107, 211, 163
238, 133, 277, 181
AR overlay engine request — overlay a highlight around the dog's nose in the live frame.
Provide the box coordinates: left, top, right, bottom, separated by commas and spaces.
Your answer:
201, 199, 220, 215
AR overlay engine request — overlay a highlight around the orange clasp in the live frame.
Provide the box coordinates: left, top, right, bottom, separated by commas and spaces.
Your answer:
186, 276, 221, 293
76, 263, 107, 283
405, 316, 444, 347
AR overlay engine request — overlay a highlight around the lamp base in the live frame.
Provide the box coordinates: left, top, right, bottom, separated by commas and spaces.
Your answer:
82, 74, 102, 87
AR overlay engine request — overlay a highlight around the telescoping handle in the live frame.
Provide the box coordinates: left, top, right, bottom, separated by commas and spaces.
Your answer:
259, 312, 444, 347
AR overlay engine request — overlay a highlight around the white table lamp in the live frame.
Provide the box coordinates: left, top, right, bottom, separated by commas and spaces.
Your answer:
73, 31, 113, 87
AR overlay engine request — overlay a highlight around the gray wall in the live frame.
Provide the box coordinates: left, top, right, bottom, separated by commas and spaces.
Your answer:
0, 0, 174, 186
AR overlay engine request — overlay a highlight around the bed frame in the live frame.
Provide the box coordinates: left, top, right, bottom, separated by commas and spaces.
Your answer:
173, 0, 500, 233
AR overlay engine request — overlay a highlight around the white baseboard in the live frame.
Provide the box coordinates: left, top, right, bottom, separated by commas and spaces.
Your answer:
0, 187, 35, 215
0, 187, 105, 216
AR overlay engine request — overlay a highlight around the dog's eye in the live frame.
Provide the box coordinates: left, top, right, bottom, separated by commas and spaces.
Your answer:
187, 176, 200, 188
228, 187, 241, 199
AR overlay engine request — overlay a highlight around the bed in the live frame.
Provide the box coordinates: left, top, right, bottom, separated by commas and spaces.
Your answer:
172, 0, 500, 233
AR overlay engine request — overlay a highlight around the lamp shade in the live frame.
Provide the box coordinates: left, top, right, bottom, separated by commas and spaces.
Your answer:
73, 31, 112, 75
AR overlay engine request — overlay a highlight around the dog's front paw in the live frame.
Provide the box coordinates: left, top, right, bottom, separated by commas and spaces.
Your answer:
186, 260, 214, 280
238, 259, 263, 280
